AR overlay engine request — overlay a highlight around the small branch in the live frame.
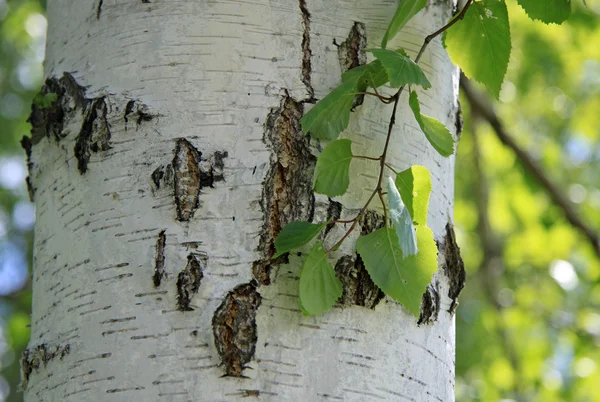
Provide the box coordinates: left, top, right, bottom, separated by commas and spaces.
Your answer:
461, 75, 600, 259
325, 1, 475, 253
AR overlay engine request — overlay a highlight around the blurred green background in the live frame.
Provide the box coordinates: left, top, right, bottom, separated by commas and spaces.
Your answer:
0, 1, 598, 401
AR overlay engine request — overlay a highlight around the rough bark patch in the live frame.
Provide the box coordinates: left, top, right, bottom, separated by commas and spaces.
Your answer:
418, 281, 440, 325
298, 0, 314, 99
212, 282, 262, 377
176, 254, 205, 311
153, 230, 167, 287
252, 96, 316, 285
173, 139, 202, 221
20, 343, 70, 389
336, 21, 367, 109
172, 140, 227, 220
151, 166, 165, 189
27, 72, 88, 145
335, 255, 384, 308
334, 210, 386, 308
443, 222, 465, 313
74, 97, 112, 174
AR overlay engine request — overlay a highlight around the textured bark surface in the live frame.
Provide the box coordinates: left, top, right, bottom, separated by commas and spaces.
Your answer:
25, 0, 460, 400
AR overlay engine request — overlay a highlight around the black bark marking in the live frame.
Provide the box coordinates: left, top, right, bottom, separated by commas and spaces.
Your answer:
153, 230, 166, 287
337, 22, 367, 109
199, 151, 228, 188
324, 199, 342, 238
20, 343, 70, 389
253, 96, 316, 285
28, 72, 88, 145
124, 100, 154, 131
151, 166, 164, 189
333, 210, 386, 308
299, 0, 314, 100
176, 254, 205, 311
142, 0, 151, 3
418, 281, 440, 325
443, 222, 465, 313
20, 136, 35, 201
455, 100, 463, 139
173, 139, 202, 221
74, 97, 112, 174
212, 282, 262, 377
96, 0, 103, 20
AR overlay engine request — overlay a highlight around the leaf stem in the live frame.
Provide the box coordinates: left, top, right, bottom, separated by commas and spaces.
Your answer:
356, 91, 395, 103
353, 155, 381, 161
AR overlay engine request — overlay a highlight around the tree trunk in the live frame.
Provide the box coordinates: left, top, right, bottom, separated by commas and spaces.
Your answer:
22, 1, 462, 401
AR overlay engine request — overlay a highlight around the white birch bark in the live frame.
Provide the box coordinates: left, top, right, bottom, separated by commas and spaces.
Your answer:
23, 0, 463, 401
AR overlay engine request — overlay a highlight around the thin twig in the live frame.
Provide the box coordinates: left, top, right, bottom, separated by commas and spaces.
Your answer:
460, 75, 600, 259
356, 91, 395, 103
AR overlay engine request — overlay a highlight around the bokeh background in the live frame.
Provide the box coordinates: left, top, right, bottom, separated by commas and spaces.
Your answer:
0, 1, 599, 401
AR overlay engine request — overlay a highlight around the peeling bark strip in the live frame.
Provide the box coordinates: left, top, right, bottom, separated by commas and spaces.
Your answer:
176, 254, 205, 311
212, 282, 262, 377
153, 230, 167, 287
443, 222, 466, 313
298, 0, 314, 99
418, 282, 440, 325
253, 97, 316, 285
27, 72, 88, 145
21, 343, 70, 389
173, 139, 202, 221
74, 97, 112, 174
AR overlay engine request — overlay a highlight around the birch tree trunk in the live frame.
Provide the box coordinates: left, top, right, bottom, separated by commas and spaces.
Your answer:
22, 1, 464, 401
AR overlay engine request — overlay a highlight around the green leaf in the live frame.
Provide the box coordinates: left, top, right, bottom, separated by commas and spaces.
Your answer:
516, 0, 571, 24
370, 49, 431, 89
33, 92, 58, 108
299, 242, 342, 316
301, 78, 359, 140
381, 0, 428, 49
408, 91, 454, 157
274, 221, 327, 258
356, 226, 437, 317
313, 139, 353, 197
395, 165, 432, 226
386, 177, 418, 257
342, 60, 389, 91
444, 0, 511, 98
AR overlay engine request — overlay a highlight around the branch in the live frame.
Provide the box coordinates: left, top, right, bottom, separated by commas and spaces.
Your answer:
460, 75, 600, 259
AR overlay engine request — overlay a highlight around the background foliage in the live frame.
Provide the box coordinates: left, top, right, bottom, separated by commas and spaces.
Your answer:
0, 0, 598, 401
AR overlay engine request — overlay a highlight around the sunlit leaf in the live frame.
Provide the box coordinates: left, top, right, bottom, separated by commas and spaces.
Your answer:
516, 0, 571, 24
396, 165, 432, 226
444, 0, 511, 98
